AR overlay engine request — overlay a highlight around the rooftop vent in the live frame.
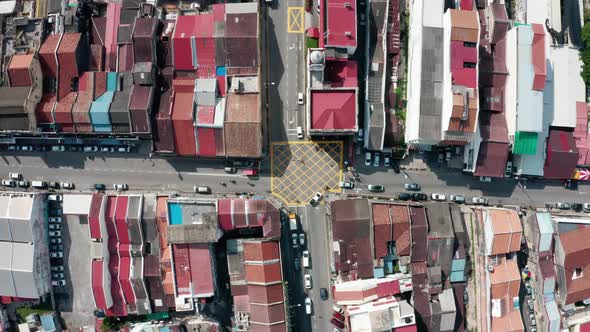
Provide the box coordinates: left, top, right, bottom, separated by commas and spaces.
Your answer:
345, 31, 352, 37
344, 2, 351, 7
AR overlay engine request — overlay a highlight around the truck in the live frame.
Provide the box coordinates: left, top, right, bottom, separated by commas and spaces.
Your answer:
289, 213, 298, 232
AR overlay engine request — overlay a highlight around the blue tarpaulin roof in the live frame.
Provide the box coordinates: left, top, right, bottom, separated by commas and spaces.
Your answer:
40, 314, 56, 332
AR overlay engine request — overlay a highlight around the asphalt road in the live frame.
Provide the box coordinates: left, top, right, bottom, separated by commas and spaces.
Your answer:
267, 0, 305, 142
301, 204, 333, 332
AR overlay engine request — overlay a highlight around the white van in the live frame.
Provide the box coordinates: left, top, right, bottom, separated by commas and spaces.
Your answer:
302, 250, 310, 268
297, 126, 304, 139
194, 186, 211, 194
32, 180, 47, 189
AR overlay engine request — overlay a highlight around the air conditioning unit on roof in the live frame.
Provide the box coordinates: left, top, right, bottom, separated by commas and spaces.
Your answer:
344, 2, 351, 7
345, 31, 352, 36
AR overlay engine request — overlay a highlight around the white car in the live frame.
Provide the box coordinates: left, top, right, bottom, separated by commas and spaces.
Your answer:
52, 273, 65, 279
113, 184, 129, 191
60, 182, 74, 189
49, 231, 61, 237
9, 172, 22, 180
338, 182, 354, 189
309, 192, 323, 206
2, 179, 15, 187
297, 126, 304, 139
431, 193, 446, 201
364, 152, 371, 166
49, 217, 62, 223
51, 266, 64, 272
51, 280, 66, 287
302, 250, 310, 268
48, 224, 60, 230
305, 297, 313, 314
48, 194, 62, 201
297, 92, 305, 105
304, 274, 312, 289
472, 197, 488, 205
299, 233, 305, 246
373, 153, 380, 167
384, 156, 391, 167
50, 252, 64, 258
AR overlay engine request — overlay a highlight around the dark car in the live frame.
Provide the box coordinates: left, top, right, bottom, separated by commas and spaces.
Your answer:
398, 193, 411, 201
320, 288, 329, 300
565, 179, 578, 190
94, 183, 106, 191
330, 317, 345, 329
572, 203, 583, 211
49, 182, 60, 189
367, 184, 385, 192
411, 193, 428, 201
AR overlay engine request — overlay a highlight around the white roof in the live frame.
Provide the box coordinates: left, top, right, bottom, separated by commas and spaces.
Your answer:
550, 47, 585, 128
0, 1, 16, 15
12, 242, 37, 298
63, 194, 93, 215
0, 242, 15, 296
422, 0, 444, 28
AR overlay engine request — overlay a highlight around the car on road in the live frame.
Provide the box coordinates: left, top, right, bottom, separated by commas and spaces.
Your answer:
572, 203, 583, 211
527, 299, 534, 313
411, 193, 428, 201
52, 280, 66, 287
529, 315, 536, 327
299, 233, 305, 246
339, 181, 354, 189
49, 231, 61, 237
557, 202, 571, 209
21, 145, 34, 152
505, 161, 513, 177
450, 195, 466, 203
364, 152, 371, 166
305, 297, 313, 314
48, 194, 62, 201
51, 266, 64, 272
320, 288, 329, 300
291, 233, 298, 248
51, 245, 64, 251
9, 173, 22, 180
297, 92, 305, 105
479, 176, 492, 182
32, 180, 47, 189
224, 167, 237, 173
117, 146, 132, 153
304, 274, 312, 289
84, 146, 99, 153
309, 192, 323, 206
17, 180, 29, 188
297, 126, 304, 139
293, 257, 300, 271
50, 252, 64, 258
404, 183, 421, 191
357, 128, 364, 142
113, 183, 129, 191
384, 155, 391, 167
373, 153, 380, 167
368, 184, 385, 192
397, 192, 411, 201
50, 209, 62, 216
94, 183, 106, 191
60, 182, 74, 189
52, 273, 65, 279
243, 168, 258, 176
50, 238, 62, 244
565, 179, 578, 190
431, 193, 446, 201
330, 318, 345, 329
194, 186, 211, 194
2, 179, 15, 187
49, 216, 62, 223
302, 250, 310, 268
333, 304, 344, 314
48, 224, 60, 230
52, 145, 66, 152
472, 197, 488, 205
49, 182, 60, 189
584, 203, 590, 211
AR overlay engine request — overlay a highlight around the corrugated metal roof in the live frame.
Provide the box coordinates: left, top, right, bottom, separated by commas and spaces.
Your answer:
515, 26, 544, 132
188, 244, 214, 297
92, 260, 109, 310
544, 128, 578, 179
513, 131, 538, 155
39, 34, 61, 78
325, 0, 357, 48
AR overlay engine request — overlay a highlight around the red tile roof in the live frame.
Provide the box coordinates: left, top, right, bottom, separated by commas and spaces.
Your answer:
197, 128, 217, 157
171, 79, 197, 156
249, 303, 286, 325
104, 3, 121, 71
243, 241, 280, 262
57, 33, 81, 101
54, 92, 77, 125
39, 34, 61, 78
244, 261, 282, 285
372, 204, 391, 258
247, 284, 284, 304
487, 209, 522, 255
7, 54, 33, 87
89, 194, 103, 240
325, 0, 357, 48
310, 90, 357, 130
188, 243, 214, 297
173, 244, 191, 296
325, 60, 358, 88
92, 260, 109, 310
35, 95, 56, 124
391, 204, 410, 256
531, 23, 546, 91
544, 128, 578, 179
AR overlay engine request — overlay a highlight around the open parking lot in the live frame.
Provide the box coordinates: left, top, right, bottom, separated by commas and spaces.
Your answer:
55, 212, 95, 328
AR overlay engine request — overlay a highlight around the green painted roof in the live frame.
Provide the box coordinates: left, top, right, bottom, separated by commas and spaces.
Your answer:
513, 131, 538, 155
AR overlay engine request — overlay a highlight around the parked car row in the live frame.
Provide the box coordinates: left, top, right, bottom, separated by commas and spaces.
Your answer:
48, 197, 66, 287
364, 152, 392, 168
6, 144, 134, 153
549, 202, 590, 211
1, 173, 76, 191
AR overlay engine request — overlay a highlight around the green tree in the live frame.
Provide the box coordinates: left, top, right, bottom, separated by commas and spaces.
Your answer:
580, 23, 590, 85
101, 317, 124, 332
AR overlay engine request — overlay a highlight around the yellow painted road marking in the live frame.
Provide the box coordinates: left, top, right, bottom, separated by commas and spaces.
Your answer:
271, 141, 343, 206
288, 7, 304, 33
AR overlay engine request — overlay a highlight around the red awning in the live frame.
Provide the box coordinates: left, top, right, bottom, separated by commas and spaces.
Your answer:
307, 27, 320, 38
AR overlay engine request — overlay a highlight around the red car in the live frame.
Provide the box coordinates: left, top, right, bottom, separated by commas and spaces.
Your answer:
243, 168, 258, 176
333, 312, 344, 321
330, 317, 345, 329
